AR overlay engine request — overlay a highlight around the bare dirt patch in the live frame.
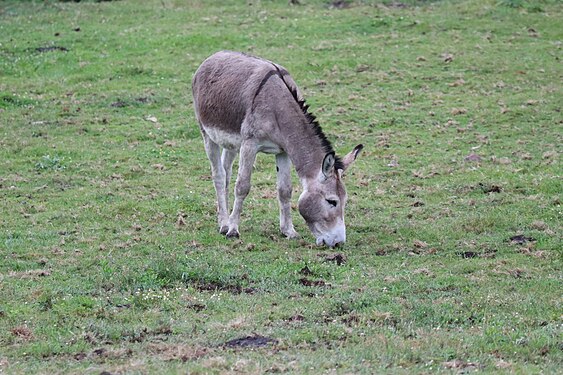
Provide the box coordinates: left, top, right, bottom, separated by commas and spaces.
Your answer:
320, 252, 347, 265
224, 335, 277, 348
509, 235, 536, 245
11, 326, 33, 341
148, 343, 208, 362
35, 46, 68, 53
299, 278, 328, 287
7, 269, 51, 279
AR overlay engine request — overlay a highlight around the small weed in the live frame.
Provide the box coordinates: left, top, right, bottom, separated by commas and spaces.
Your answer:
498, 0, 524, 7
34, 155, 66, 171
0, 93, 35, 108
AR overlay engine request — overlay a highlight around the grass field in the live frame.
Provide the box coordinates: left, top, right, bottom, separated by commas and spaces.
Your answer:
1, 0, 561, 373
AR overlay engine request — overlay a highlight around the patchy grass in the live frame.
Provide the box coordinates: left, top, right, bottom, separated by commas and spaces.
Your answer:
0, 0, 561, 373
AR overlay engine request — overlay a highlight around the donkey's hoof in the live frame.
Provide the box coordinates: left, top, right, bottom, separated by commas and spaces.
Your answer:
226, 229, 240, 239
283, 229, 300, 239
219, 225, 229, 235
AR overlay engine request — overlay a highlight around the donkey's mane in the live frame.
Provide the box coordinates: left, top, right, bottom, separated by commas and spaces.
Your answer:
280, 74, 345, 171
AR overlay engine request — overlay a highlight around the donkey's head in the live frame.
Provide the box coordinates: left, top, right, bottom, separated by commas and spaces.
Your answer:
298, 144, 363, 247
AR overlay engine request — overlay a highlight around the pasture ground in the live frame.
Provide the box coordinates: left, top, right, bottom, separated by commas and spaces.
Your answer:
0, 0, 561, 373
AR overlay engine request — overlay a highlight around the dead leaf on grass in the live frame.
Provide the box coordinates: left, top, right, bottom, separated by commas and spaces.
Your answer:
11, 326, 33, 341
509, 234, 536, 245
475, 134, 489, 144
299, 265, 314, 276
299, 277, 328, 287
495, 359, 512, 369
260, 189, 277, 199
479, 183, 502, 194
443, 359, 480, 370
369, 311, 396, 325
529, 220, 547, 230
542, 150, 557, 159
458, 251, 479, 259
441, 53, 454, 63
145, 115, 158, 123
413, 239, 428, 249
465, 153, 482, 162
412, 169, 439, 179
413, 268, 433, 276
518, 152, 532, 160
426, 248, 438, 255
508, 268, 528, 279
342, 312, 361, 326
528, 28, 539, 38
448, 78, 465, 87
176, 212, 187, 227
355, 64, 370, 72
90, 347, 133, 360
8, 269, 51, 279
148, 343, 207, 362
288, 314, 305, 322
322, 253, 347, 265
451, 107, 468, 115
492, 156, 512, 165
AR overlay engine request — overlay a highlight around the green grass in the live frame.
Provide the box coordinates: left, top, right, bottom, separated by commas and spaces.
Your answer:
1, 0, 561, 373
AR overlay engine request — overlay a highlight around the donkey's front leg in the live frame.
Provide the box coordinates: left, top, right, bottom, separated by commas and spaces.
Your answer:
276, 153, 299, 239
226, 140, 257, 238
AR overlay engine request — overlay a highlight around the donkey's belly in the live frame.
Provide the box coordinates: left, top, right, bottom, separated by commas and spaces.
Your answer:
204, 126, 242, 151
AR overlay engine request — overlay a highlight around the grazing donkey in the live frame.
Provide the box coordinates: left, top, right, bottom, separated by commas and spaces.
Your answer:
192, 51, 362, 247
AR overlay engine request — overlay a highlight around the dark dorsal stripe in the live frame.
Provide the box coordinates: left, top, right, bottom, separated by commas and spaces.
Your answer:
253, 64, 344, 171
253, 70, 278, 106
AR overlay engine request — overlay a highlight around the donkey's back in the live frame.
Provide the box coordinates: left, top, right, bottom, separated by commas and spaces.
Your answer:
192, 51, 297, 142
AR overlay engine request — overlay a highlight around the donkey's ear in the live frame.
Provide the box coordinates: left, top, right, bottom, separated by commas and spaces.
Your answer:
340, 144, 363, 172
322, 152, 336, 179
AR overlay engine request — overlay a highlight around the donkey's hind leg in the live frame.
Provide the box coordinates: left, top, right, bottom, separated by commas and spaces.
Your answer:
202, 131, 229, 234
226, 139, 257, 239
222, 149, 237, 196
221, 149, 237, 233
276, 153, 299, 239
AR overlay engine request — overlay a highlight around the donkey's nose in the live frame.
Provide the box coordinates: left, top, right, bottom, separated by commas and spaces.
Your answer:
330, 239, 345, 248
326, 237, 345, 248
316, 233, 345, 248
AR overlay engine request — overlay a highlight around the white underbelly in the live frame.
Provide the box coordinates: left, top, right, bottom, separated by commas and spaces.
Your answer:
204, 126, 283, 154
204, 127, 242, 150
257, 140, 283, 154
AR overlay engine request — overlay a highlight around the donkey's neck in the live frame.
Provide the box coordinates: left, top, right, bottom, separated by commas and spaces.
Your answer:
265, 70, 337, 184
275, 112, 329, 183
287, 139, 325, 182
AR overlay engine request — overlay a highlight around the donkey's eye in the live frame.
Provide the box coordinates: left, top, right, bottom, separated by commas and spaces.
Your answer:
326, 199, 338, 207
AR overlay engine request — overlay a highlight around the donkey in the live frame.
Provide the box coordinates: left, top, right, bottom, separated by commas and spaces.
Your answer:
192, 51, 362, 247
